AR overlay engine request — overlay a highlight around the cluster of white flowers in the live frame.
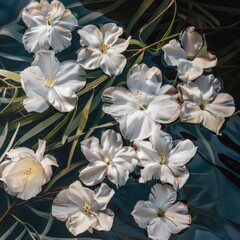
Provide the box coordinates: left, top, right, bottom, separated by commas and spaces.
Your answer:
0, 1, 236, 240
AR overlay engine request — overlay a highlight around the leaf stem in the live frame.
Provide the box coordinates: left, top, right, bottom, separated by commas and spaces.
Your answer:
0, 199, 18, 224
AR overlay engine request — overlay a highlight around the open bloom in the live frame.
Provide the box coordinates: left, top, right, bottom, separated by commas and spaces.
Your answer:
178, 74, 235, 134
102, 63, 180, 141
52, 181, 115, 236
162, 26, 217, 81
0, 140, 58, 200
77, 23, 131, 76
79, 129, 138, 187
20, 50, 86, 113
22, 0, 77, 53
132, 184, 191, 240
134, 126, 197, 190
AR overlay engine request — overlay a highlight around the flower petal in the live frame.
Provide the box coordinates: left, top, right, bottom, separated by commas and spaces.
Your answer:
100, 129, 123, 154
192, 57, 217, 70
102, 87, 138, 120
109, 36, 131, 53
147, 217, 171, 240
149, 126, 172, 155
41, 155, 58, 182
127, 63, 162, 96
148, 95, 180, 124
101, 23, 123, 46
79, 161, 107, 186
139, 162, 161, 183
101, 52, 127, 76
48, 86, 78, 112
53, 9, 78, 30
133, 140, 160, 166
22, 26, 50, 53
160, 165, 178, 190
66, 211, 96, 236
206, 93, 235, 118
77, 48, 102, 70
202, 111, 225, 134
168, 139, 197, 166
49, 26, 72, 53
131, 200, 158, 228
35, 139, 46, 161
162, 39, 187, 66
149, 184, 176, 210
23, 90, 49, 113
78, 25, 103, 48
54, 60, 86, 92
119, 110, 157, 141
180, 26, 203, 57
32, 50, 59, 79
180, 102, 203, 124
165, 202, 191, 233
92, 210, 114, 231
177, 59, 203, 81
93, 183, 115, 210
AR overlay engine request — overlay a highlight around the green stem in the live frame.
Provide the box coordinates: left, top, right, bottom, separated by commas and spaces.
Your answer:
0, 199, 18, 224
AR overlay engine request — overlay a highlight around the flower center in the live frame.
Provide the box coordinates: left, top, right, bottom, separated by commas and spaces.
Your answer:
106, 154, 112, 165
101, 44, 110, 54
24, 168, 32, 178
159, 152, 167, 165
83, 203, 92, 213
157, 208, 165, 217
200, 100, 209, 110
187, 54, 194, 60
44, 79, 53, 88
45, 14, 52, 25
134, 91, 142, 100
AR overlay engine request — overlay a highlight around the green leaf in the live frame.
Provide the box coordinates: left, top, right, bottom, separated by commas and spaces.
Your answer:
15, 230, 27, 240
78, 0, 127, 25
0, 123, 20, 162
0, 222, 18, 239
26, 206, 51, 219
15, 112, 64, 146
67, 91, 94, 168
0, 122, 8, 149
0, 52, 32, 62
126, 0, 155, 33
0, 69, 21, 83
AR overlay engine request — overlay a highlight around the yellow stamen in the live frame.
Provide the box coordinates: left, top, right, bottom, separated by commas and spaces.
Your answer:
157, 208, 165, 217
102, 44, 110, 54
134, 91, 142, 100
106, 155, 112, 165
24, 168, 32, 177
45, 14, 52, 25
83, 203, 92, 213
200, 100, 209, 110
159, 152, 167, 165
44, 79, 53, 88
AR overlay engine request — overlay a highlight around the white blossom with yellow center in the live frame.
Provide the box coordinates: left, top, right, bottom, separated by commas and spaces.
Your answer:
77, 23, 131, 76
22, 0, 78, 53
134, 125, 197, 190
132, 184, 191, 240
0, 140, 58, 200
102, 63, 180, 141
20, 50, 86, 113
52, 181, 115, 236
79, 129, 138, 187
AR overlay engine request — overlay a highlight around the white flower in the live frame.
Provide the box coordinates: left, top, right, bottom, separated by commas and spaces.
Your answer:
20, 50, 86, 113
77, 23, 131, 76
134, 126, 197, 190
0, 140, 58, 200
52, 180, 115, 236
178, 74, 235, 134
79, 129, 138, 187
102, 63, 180, 141
22, 0, 77, 53
131, 183, 191, 240
162, 26, 217, 81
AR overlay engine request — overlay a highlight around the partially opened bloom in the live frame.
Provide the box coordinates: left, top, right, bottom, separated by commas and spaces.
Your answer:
20, 50, 86, 113
52, 181, 115, 236
178, 74, 235, 134
162, 26, 217, 81
77, 23, 131, 76
134, 126, 197, 190
102, 63, 180, 141
0, 140, 58, 200
79, 129, 138, 187
132, 184, 191, 240
22, 0, 77, 53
